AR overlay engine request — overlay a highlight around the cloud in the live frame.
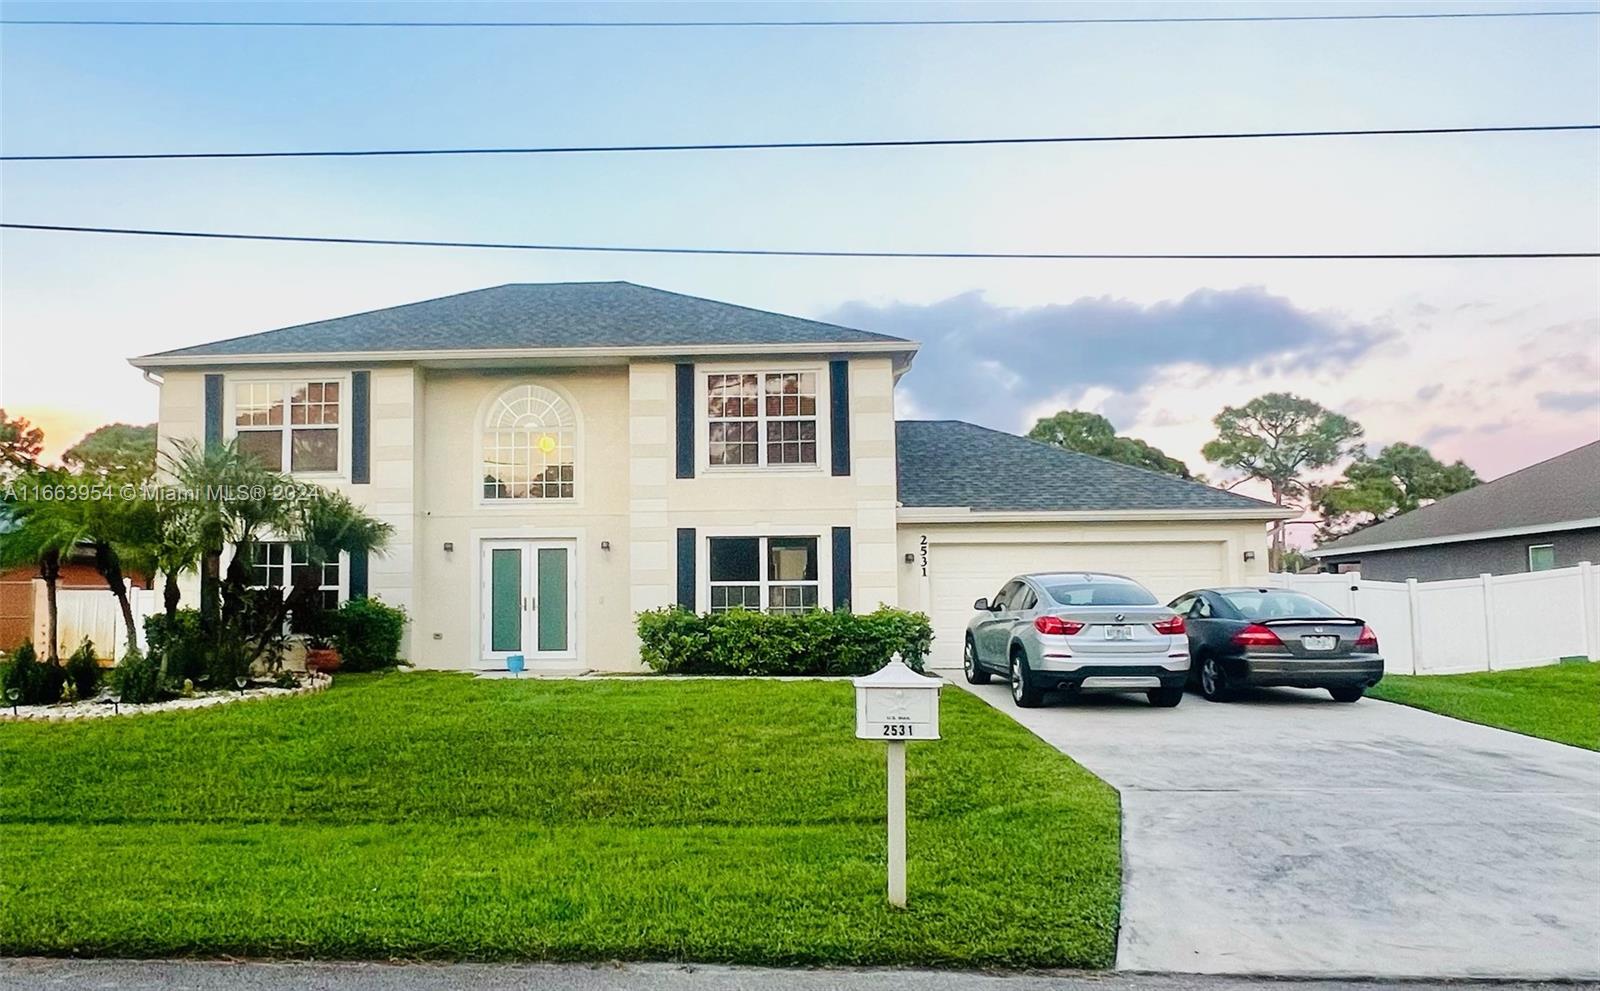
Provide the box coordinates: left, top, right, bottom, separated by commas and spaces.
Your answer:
1536, 389, 1600, 413
826, 287, 1389, 431
1415, 383, 1443, 401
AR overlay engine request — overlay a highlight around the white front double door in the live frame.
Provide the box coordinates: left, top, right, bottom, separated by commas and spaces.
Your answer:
480, 539, 576, 665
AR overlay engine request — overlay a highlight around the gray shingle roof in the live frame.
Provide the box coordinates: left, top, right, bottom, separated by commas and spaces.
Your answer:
1315, 439, 1600, 554
136, 282, 910, 362
895, 420, 1282, 514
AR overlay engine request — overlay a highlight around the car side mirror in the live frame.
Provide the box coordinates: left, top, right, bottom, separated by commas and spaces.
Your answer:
973, 597, 990, 612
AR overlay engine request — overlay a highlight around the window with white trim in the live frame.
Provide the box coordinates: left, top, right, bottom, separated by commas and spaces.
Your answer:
1527, 543, 1556, 572
234, 380, 341, 473
247, 542, 342, 624
708, 536, 819, 614
706, 371, 817, 467
482, 385, 576, 500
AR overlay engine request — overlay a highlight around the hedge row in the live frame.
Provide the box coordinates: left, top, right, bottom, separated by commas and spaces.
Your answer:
637, 606, 933, 676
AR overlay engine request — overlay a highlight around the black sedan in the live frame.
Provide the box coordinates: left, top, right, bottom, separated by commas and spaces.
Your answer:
1166, 587, 1384, 703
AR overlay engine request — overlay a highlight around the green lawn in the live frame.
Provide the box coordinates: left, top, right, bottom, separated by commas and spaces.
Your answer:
1370, 661, 1600, 750
0, 674, 1120, 967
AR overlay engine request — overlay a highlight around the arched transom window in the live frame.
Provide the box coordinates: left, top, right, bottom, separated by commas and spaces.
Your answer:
482, 385, 576, 500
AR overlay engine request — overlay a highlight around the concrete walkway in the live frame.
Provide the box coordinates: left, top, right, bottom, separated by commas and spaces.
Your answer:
954, 680, 1600, 980
2, 959, 1591, 991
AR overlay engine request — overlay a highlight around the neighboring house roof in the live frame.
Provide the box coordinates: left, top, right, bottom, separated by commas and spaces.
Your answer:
1312, 439, 1600, 557
895, 420, 1285, 516
131, 282, 913, 366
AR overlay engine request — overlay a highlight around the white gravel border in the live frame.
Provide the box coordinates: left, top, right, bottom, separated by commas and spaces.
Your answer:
0, 672, 332, 722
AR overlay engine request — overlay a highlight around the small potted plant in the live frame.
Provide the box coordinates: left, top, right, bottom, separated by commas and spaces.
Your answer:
302, 612, 342, 675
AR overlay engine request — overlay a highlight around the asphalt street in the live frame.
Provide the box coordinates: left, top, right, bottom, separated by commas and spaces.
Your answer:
3, 959, 1595, 991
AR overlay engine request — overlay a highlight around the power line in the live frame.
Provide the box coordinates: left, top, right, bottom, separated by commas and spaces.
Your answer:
5, 123, 1593, 163
4, 223, 1594, 261
3, 9, 1596, 27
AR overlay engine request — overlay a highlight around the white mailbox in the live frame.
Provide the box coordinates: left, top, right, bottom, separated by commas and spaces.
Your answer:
853, 653, 941, 909
854, 655, 942, 740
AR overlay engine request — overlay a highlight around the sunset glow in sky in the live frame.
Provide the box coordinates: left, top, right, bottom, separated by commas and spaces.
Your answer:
3, 1, 1597, 484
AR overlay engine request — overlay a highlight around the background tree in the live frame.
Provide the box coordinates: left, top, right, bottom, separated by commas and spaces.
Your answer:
0, 467, 80, 661
1028, 410, 1193, 478
1315, 442, 1479, 541
1202, 393, 1364, 569
0, 410, 44, 480
62, 423, 157, 478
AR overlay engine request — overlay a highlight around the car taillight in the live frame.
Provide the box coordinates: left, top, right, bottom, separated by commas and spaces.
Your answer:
1232, 623, 1282, 648
1355, 625, 1379, 649
1035, 615, 1085, 636
1151, 615, 1185, 635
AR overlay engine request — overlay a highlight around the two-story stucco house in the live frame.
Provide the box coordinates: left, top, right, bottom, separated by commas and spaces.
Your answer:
130, 282, 1289, 671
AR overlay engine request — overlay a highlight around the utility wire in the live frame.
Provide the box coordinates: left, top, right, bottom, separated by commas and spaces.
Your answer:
5, 123, 1594, 163
3, 9, 1597, 27
4, 223, 1594, 261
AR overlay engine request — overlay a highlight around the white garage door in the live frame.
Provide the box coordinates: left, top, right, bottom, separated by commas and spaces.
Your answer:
923, 540, 1228, 668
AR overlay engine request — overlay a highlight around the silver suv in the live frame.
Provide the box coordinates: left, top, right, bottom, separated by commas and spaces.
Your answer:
964, 572, 1190, 708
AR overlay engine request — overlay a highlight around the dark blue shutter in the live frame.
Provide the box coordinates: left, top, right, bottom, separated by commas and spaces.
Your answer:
829, 360, 850, 476
203, 374, 224, 452
676, 528, 696, 610
675, 363, 695, 479
832, 526, 852, 611
348, 549, 368, 600
351, 370, 371, 484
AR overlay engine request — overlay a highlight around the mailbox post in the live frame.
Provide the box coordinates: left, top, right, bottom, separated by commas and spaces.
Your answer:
854, 653, 941, 908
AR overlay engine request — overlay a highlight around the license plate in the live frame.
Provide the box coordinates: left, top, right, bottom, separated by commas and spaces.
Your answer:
1302, 635, 1337, 651
1103, 625, 1133, 640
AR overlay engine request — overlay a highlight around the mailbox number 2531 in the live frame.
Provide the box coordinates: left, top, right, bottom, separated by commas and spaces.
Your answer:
882, 723, 915, 738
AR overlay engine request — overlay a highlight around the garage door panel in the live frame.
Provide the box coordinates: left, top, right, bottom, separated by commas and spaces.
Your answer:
923, 541, 1227, 667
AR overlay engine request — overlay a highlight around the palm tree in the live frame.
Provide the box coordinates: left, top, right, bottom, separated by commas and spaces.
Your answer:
285, 489, 393, 639
0, 467, 84, 663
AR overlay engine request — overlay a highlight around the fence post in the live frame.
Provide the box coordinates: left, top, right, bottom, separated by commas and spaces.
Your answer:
1406, 578, 1423, 674
1480, 573, 1498, 671
1582, 561, 1597, 662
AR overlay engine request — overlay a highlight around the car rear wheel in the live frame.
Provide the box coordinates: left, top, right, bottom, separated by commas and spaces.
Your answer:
1009, 650, 1043, 708
1328, 685, 1365, 703
963, 636, 991, 685
1199, 656, 1231, 702
1147, 684, 1184, 708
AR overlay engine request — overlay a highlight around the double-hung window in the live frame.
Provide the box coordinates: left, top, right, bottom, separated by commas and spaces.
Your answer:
708, 536, 819, 614
706, 371, 817, 467
234, 380, 341, 473
248, 542, 342, 625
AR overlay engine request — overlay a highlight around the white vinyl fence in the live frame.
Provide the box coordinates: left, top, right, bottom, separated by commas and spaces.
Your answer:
31, 580, 158, 660
1265, 562, 1600, 674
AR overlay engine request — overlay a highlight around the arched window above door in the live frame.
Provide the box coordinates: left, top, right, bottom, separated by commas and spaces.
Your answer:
482, 385, 576, 500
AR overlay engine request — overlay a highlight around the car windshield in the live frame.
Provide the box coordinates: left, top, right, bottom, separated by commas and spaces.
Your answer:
1219, 589, 1340, 620
1042, 577, 1157, 606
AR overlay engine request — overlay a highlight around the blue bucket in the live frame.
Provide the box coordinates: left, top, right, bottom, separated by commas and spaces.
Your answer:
506, 654, 526, 676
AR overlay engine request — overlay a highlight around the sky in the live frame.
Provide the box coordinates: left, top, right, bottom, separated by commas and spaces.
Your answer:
2, 0, 1598, 499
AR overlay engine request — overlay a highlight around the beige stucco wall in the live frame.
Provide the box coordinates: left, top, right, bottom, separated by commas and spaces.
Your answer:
628, 356, 901, 625
410, 366, 632, 670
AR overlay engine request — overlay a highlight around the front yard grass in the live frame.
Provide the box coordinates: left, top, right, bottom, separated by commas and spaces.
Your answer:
1370, 661, 1599, 750
0, 674, 1120, 967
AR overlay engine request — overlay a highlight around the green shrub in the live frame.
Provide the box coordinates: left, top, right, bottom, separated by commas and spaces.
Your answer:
334, 597, 409, 672
143, 609, 207, 683
64, 638, 101, 699
112, 645, 163, 704
636, 606, 933, 676
0, 639, 67, 706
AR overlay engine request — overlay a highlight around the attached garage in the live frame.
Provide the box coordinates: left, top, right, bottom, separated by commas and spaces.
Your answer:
893, 421, 1292, 668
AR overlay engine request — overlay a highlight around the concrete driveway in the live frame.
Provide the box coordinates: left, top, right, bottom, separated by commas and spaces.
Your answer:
955, 681, 1600, 979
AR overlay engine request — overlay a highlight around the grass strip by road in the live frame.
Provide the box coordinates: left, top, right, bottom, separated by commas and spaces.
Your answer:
1370, 661, 1599, 750
0, 673, 1119, 966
